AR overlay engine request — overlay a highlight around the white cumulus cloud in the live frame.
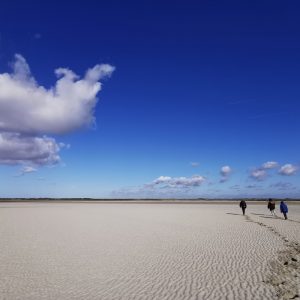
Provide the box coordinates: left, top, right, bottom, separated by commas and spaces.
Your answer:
220, 165, 231, 176
220, 165, 232, 182
0, 133, 61, 166
0, 54, 114, 168
249, 161, 280, 181
153, 176, 172, 184
0, 54, 115, 134
279, 164, 298, 176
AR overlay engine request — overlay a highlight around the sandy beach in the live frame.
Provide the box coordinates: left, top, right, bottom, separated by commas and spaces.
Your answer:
0, 202, 299, 300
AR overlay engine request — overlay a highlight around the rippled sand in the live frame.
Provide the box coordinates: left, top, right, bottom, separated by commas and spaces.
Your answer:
0, 202, 299, 300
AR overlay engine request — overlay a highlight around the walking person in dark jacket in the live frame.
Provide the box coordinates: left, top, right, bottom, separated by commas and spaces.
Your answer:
280, 201, 288, 220
239, 200, 247, 215
267, 198, 276, 216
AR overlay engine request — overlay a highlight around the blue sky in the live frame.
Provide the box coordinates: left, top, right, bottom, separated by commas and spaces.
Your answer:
0, 0, 299, 198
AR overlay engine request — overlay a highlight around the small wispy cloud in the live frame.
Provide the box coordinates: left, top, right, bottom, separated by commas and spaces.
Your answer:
15, 166, 37, 177
270, 182, 296, 190
262, 161, 279, 169
246, 184, 262, 189
190, 162, 199, 167
230, 185, 240, 190
250, 169, 267, 181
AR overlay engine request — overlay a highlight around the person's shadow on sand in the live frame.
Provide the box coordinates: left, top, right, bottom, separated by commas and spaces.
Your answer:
251, 213, 266, 216
226, 213, 243, 216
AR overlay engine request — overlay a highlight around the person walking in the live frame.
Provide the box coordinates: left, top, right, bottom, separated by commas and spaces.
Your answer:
280, 201, 288, 220
267, 198, 276, 216
239, 200, 247, 215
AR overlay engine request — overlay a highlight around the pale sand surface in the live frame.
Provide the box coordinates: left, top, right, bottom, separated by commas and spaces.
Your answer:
0, 202, 299, 300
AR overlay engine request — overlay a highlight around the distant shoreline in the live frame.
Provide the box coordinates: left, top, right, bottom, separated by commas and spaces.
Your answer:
0, 198, 300, 204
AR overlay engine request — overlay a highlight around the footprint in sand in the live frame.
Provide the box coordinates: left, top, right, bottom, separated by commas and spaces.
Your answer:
246, 215, 300, 300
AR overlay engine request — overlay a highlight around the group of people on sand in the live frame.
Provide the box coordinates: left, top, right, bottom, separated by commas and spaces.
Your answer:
239, 199, 289, 219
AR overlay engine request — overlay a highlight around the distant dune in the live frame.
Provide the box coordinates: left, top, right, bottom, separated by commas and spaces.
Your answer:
0, 202, 299, 299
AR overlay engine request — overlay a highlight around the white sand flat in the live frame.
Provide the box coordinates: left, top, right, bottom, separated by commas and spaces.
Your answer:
0, 202, 299, 300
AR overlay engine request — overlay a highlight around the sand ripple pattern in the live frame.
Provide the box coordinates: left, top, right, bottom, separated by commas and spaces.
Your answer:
1, 203, 299, 299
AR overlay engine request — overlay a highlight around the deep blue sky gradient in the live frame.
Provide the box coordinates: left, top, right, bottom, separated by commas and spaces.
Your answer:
0, 0, 299, 197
